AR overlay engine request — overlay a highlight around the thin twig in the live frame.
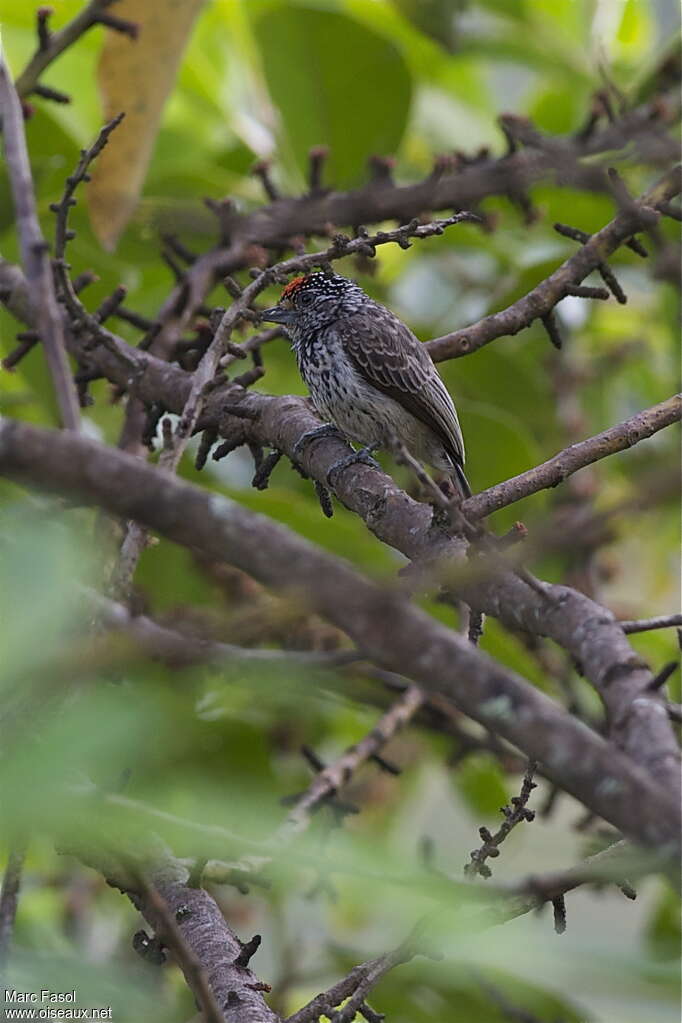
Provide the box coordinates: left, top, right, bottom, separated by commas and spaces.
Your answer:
463, 395, 681, 519
474, 973, 554, 1023
665, 701, 682, 724
15, 0, 135, 100
0, 845, 27, 977
89, 587, 361, 668
205, 685, 425, 888
286, 926, 422, 1023
276, 685, 424, 846
54, 113, 125, 260
620, 613, 682, 634
51, 115, 137, 373
465, 762, 537, 879
0, 42, 80, 430
427, 167, 679, 362
512, 839, 643, 908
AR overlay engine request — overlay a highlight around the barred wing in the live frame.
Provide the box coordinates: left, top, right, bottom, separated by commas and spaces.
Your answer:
339, 308, 466, 467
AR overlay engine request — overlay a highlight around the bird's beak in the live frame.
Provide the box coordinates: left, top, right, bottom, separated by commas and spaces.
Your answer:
259, 306, 295, 325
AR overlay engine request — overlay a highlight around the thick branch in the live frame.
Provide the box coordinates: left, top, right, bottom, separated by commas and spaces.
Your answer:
216, 108, 677, 251
1, 288, 675, 793
208, 398, 680, 792
134, 871, 226, 1023
205, 395, 680, 793
75, 846, 279, 1023
0, 152, 678, 792
0, 419, 679, 851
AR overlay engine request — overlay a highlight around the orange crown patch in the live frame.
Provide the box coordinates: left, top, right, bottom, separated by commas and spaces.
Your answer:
281, 275, 307, 299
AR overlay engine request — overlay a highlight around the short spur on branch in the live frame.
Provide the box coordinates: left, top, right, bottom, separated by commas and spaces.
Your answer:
260, 272, 471, 497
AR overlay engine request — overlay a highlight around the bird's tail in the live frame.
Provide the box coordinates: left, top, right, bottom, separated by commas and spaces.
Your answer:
451, 460, 472, 499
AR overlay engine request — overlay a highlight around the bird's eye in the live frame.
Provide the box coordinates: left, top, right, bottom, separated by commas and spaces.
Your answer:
299, 292, 314, 306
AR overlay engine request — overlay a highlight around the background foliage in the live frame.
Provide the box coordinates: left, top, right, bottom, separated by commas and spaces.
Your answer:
0, 1, 680, 1021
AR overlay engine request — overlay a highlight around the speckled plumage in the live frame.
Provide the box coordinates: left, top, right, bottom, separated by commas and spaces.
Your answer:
262, 272, 470, 496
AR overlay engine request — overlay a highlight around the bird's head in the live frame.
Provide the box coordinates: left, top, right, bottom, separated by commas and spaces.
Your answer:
259, 272, 361, 333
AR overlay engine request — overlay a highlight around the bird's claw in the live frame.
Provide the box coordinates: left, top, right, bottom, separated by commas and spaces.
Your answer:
292, 423, 343, 462
326, 446, 380, 487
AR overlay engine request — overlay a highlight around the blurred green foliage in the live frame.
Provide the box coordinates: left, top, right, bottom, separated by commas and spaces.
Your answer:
0, 1, 680, 1021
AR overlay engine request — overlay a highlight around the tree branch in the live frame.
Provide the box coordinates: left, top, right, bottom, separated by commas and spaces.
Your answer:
0, 41, 80, 430
620, 613, 682, 634
286, 927, 420, 1023
464, 762, 537, 879
0, 419, 679, 851
133, 869, 226, 1023
73, 844, 279, 1023
15, 1, 136, 101
463, 395, 681, 519
511, 840, 644, 907
0, 845, 26, 978
0, 127, 678, 803
1, 278, 676, 795
285, 835, 660, 1021
426, 166, 681, 362
277, 685, 423, 847
90, 586, 360, 667
211, 105, 678, 252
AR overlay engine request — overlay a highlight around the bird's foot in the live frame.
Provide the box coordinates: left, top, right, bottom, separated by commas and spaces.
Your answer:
326, 446, 380, 487
292, 423, 343, 462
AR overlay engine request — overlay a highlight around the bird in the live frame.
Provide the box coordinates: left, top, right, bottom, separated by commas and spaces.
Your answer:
260, 271, 470, 497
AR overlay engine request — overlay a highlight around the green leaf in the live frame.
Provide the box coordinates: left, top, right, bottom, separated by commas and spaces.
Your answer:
388, 0, 463, 53
252, 4, 412, 185
528, 83, 590, 134
617, 0, 654, 53
0, 508, 91, 682
645, 886, 682, 962
454, 753, 509, 817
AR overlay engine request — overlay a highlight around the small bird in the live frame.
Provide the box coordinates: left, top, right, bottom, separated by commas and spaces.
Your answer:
260, 271, 470, 497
